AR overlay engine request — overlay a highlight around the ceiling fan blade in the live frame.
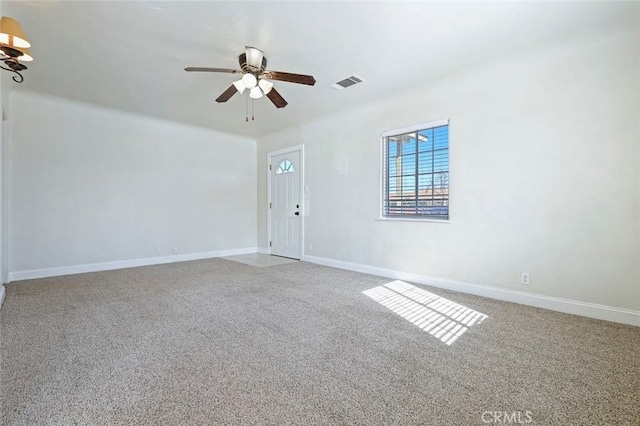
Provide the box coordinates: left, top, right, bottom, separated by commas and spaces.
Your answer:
215, 85, 238, 103
266, 88, 288, 108
263, 71, 316, 86
185, 67, 241, 74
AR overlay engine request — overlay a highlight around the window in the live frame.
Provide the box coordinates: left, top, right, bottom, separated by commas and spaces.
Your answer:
276, 159, 294, 174
382, 119, 449, 220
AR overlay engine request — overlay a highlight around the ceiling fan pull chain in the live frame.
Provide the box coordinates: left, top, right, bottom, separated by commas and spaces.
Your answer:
245, 95, 249, 122
252, 98, 255, 121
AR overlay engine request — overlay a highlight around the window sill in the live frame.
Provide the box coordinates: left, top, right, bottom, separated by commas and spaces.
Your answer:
375, 217, 450, 223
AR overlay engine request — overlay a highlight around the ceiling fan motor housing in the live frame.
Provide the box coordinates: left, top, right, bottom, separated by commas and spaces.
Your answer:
239, 53, 267, 73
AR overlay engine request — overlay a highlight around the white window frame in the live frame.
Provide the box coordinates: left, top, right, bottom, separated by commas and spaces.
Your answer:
379, 118, 450, 222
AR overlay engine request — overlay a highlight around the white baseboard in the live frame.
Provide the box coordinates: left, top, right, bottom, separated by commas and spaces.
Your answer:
303, 255, 639, 327
0, 285, 5, 310
8, 247, 259, 282
7, 249, 638, 326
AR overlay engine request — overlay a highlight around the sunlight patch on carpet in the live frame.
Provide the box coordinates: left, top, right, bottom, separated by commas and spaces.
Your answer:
363, 280, 488, 345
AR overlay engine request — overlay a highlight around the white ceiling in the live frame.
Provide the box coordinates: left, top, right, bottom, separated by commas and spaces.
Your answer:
3, 1, 638, 138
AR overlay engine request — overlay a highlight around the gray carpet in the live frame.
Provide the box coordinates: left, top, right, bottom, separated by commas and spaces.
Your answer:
1, 259, 638, 425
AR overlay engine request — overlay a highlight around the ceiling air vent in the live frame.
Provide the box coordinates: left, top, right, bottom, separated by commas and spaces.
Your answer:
331, 75, 365, 90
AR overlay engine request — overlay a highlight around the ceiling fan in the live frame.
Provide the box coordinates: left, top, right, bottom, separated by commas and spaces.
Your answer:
185, 46, 316, 109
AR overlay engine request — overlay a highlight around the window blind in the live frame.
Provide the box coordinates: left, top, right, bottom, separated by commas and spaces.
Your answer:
383, 121, 449, 219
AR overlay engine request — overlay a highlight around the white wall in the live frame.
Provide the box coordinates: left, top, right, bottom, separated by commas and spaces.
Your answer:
1, 116, 7, 282
0, 0, 4, 305
9, 91, 256, 274
0, 0, 6, 305
257, 28, 639, 313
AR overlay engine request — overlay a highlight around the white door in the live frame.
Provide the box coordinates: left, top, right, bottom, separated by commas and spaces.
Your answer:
270, 150, 301, 259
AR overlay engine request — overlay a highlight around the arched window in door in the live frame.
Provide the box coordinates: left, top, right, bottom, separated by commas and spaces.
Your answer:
276, 159, 294, 174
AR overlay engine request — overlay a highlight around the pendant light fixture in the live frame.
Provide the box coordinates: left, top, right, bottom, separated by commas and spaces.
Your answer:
0, 16, 33, 83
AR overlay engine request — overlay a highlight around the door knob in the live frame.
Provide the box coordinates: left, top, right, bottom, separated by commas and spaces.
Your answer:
295, 211, 300, 216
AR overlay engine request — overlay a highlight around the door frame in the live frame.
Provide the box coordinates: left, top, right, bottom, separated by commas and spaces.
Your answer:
267, 145, 304, 260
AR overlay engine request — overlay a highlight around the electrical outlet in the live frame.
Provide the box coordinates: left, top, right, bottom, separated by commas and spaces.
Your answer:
173, 247, 178, 254
155, 245, 160, 253
521, 272, 530, 285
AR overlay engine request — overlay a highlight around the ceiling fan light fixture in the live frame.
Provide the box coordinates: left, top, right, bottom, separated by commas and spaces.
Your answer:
242, 73, 257, 89
249, 86, 263, 99
258, 79, 273, 95
233, 78, 246, 94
